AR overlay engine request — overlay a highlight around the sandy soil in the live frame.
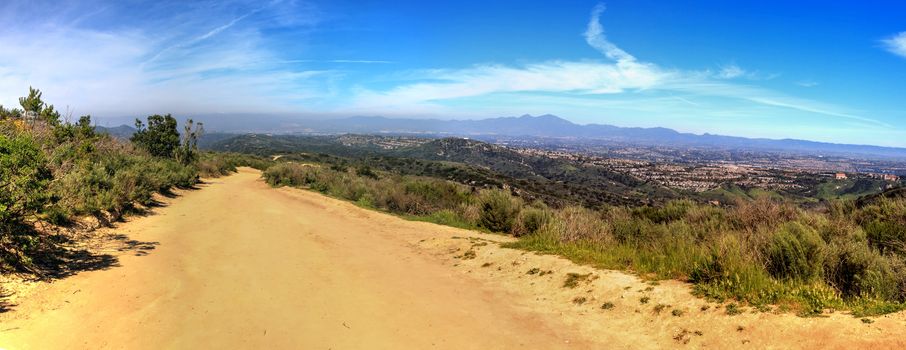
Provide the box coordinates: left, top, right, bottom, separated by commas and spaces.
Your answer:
0, 167, 904, 349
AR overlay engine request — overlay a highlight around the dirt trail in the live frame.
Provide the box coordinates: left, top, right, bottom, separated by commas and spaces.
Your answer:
1, 168, 904, 349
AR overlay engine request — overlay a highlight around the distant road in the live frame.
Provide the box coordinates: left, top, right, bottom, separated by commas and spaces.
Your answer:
1, 168, 903, 349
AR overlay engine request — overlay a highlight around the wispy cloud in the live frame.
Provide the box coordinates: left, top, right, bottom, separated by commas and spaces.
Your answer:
584, 3, 635, 63
349, 3, 883, 128
0, 0, 330, 117
881, 32, 906, 59
142, 10, 259, 67
745, 97, 888, 127
281, 59, 394, 64
717, 64, 745, 79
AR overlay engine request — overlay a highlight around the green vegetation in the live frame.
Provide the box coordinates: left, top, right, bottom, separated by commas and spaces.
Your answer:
0, 133, 53, 270
131, 114, 181, 158
0, 88, 270, 274
562, 272, 592, 288
478, 189, 523, 233
216, 133, 682, 207
726, 303, 743, 315
816, 178, 888, 200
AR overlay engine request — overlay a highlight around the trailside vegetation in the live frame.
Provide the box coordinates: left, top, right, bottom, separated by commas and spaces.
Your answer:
263, 159, 906, 317
0, 88, 269, 274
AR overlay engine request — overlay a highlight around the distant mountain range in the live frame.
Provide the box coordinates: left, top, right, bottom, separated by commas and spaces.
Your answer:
95, 124, 136, 139
97, 114, 906, 160
259, 114, 906, 160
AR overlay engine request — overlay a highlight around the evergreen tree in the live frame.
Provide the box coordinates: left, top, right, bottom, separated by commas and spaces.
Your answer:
18, 87, 60, 126
131, 114, 180, 158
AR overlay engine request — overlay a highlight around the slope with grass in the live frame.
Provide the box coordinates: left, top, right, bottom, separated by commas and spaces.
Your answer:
210, 133, 681, 206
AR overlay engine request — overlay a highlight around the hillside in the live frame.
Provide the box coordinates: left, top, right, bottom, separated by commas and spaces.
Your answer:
94, 124, 136, 139
210, 133, 680, 206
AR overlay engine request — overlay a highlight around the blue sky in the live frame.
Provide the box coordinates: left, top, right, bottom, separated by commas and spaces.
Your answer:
1, 1, 905, 146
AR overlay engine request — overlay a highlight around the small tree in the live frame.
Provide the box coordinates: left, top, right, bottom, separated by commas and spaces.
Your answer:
131, 114, 180, 158
18, 87, 60, 126
75, 115, 95, 139
175, 119, 204, 165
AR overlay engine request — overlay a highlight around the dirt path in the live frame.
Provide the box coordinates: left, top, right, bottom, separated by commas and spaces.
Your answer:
0, 168, 904, 349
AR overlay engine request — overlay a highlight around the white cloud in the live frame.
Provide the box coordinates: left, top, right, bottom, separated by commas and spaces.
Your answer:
717, 64, 746, 79
143, 9, 260, 67
882, 32, 906, 59
0, 0, 329, 118
584, 3, 635, 63
352, 60, 669, 109
348, 4, 883, 128
280, 59, 393, 64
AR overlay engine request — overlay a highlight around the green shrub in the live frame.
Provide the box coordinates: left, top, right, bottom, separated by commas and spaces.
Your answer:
633, 200, 694, 224
0, 133, 52, 226
730, 198, 800, 232
548, 206, 612, 243
855, 199, 905, 246
420, 209, 474, 229
477, 189, 522, 233
52, 153, 196, 219
824, 240, 897, 299
690, 234, 772, 300
512, 206, 552, 236
403, 179, 470, 214
263, 162, 317, 187
0, 132, 53, 270
765, 222, 826, 281
356, 166, 379, 179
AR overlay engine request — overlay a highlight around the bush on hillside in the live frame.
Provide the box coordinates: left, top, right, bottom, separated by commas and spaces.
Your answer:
547, 206, 612, 243
824, 240, 899, 300
512, 205, 552, 236
730, 197, 800, 233
854, 198, 906, 256
765, 222, 826, 281
0, 132, 53, 270
477, 189, 522, 233
0, 133, 52, 226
